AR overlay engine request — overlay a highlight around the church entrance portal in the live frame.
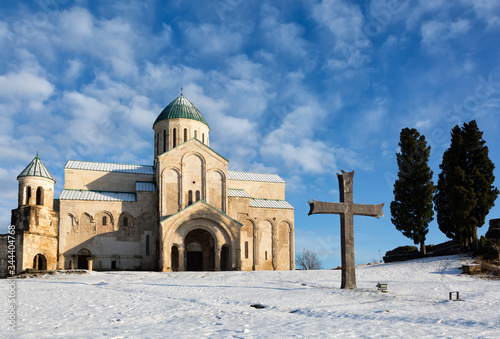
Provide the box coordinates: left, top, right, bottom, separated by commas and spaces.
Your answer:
185, 229, 215, 271
78, 248, 91, 269
33, 254, 47, 270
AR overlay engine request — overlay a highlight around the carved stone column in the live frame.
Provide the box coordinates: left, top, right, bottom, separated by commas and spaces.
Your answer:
214, 248, 221, 271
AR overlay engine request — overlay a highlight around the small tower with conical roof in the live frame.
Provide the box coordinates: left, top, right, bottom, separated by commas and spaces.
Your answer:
17, 154, 56, 209
153, 94, 210, 159
11, 155, 59, 273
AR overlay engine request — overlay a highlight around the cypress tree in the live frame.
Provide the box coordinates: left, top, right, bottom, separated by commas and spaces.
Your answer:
390, 128, 434, 255
434, 120, 498, 249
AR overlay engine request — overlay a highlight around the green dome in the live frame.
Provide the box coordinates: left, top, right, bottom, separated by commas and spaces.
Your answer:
153, 94, 209, 127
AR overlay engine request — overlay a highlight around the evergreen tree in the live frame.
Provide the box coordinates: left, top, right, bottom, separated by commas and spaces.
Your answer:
390, 128, 434, 255
434, 120, 499, 249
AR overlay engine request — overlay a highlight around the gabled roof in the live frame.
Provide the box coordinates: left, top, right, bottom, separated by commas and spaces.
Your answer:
158, 137, 228, 162
153, 94, 209, 127
17, 155, 55, 182
59, 189, 136, 202
227, 170, 285, 183
161, 199, 241, 226
65, 160, 155, 175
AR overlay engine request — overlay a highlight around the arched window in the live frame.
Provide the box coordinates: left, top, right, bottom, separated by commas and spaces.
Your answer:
102, 216, 107, 226
195, 190, 200, 202
194, 130, 197, 139
202, 133, 205, 143
245, 241, 249, 259
36, 187, 43, 206
163, 129, 167, 153
146, 235, 150, 256
25, 186, 31, 205
188, 190, 193, 206
123, 217, 128, 227
156, 132, 160, 156
184, 128, 188, 142
173, 128, 177, 148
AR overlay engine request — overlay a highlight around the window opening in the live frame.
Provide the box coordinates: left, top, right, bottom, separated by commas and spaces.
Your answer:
36, 187, 42, 205
163, 129, 167, 153
25, 186, 31, 205
173, 128, 177, 148
245, 241, 249, 259
146, 235, 150, 256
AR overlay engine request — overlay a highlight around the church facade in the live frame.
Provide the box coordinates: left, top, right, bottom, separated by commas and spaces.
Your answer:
7, 95, 295, 274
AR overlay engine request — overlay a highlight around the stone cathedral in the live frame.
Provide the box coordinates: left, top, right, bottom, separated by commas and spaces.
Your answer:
6, 95, 295, 274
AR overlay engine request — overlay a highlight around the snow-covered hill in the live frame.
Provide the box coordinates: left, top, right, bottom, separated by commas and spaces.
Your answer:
2, 255, 498, 338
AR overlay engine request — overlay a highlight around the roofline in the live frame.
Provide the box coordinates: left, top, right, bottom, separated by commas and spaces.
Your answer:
160, 199, 242, 226
17, 174, 56, 183
157, 137, 229, 162
227, 170, 286, 184
64, 159, 154, 169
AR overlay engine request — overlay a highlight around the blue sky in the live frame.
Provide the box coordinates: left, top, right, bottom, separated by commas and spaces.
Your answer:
1, 0, 500, 268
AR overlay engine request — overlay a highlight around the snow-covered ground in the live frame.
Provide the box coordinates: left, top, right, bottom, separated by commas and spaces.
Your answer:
1, 255, 498, 338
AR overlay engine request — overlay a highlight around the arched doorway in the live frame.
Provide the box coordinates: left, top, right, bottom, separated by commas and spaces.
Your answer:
185, 229, 215, 271
33, 254, 47, 270
171, 246, 179, 271
78, 248, 91, 269
220, 245, 230, 271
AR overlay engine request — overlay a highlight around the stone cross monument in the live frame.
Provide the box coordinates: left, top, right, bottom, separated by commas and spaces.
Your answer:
308, 170, 384, 289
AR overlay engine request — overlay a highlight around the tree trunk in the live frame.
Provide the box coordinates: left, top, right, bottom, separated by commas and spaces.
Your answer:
420, 241, 426, 256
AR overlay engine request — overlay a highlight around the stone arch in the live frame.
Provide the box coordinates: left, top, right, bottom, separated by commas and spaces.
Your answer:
258, 219, 273, 270
277, 220, 292, 270
207, 169, 226, 212
163, 215, 236, 271
119, 212, 135, 234
185, 229, 215, 271
79, 213, 93, 233
67, 213, 78, 232
78, 248, 91, 269
36, 186, 44, 206
240, 219, 254, 270
25, 186, 32, 205
33, 253, 47, 270
95, 211, 114, 233
162, 167, 181, 216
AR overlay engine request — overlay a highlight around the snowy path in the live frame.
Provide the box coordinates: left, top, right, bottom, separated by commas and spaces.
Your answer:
1, 255, 499, 338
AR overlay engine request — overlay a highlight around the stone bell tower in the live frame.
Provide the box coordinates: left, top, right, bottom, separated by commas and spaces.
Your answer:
11, 154, 59, 273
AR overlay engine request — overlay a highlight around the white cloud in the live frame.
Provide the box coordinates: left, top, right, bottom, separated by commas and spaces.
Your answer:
312, 0, 372, 75
182, 23, 242, 56
0, 71, 54, 110
259, 5, 310, 60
